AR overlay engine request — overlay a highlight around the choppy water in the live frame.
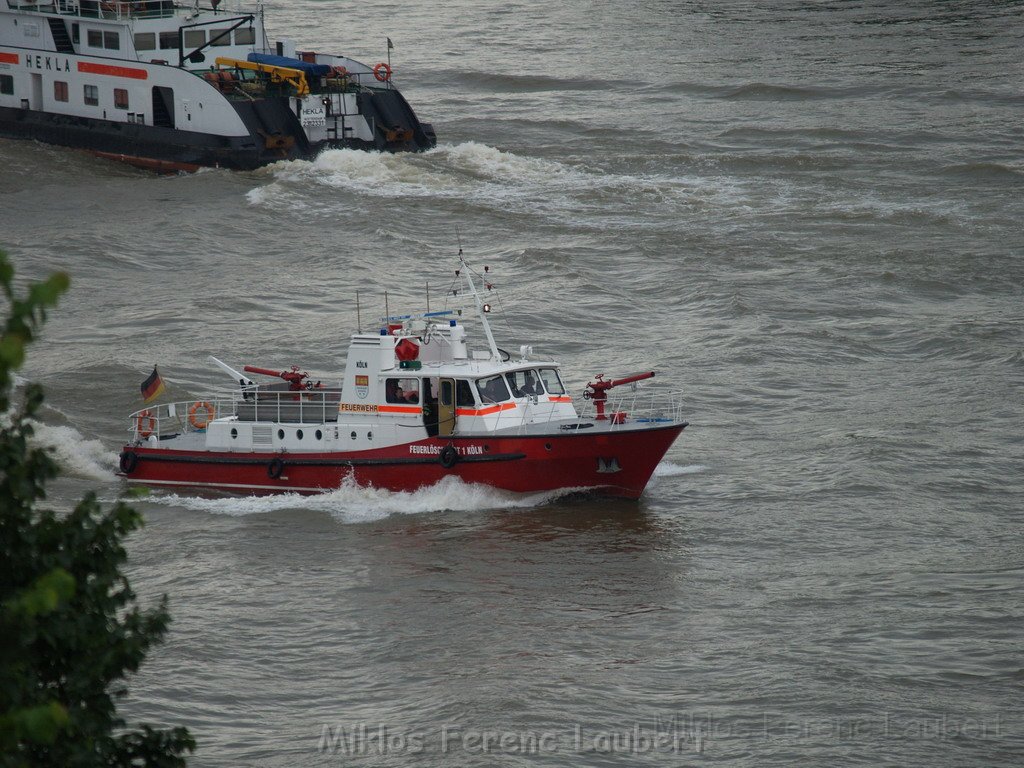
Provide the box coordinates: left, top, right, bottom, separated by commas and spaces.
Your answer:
2, 1, 1023, 765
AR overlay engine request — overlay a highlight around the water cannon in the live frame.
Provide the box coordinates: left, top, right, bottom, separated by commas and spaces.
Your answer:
243, 365, 320, 391
583, 371, 655, 420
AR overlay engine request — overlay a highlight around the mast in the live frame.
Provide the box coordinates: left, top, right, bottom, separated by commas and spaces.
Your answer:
459, 253, 500, 360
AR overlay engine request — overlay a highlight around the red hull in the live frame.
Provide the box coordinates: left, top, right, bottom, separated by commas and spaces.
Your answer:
120, 425, 686, 500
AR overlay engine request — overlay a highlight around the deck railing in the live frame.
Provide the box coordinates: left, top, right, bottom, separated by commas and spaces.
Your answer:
18, 1, 250, 20
127, 387, 684, 442
487, 388, 687, 434
127, 388, 344, 441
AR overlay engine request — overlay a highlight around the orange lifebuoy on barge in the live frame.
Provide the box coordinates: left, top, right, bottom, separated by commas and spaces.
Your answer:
373, 62, 392, 82
188, 401, 215, 430
135, 409, 156, 438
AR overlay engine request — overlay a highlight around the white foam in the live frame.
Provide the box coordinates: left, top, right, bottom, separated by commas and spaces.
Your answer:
653, 461, 707, 477
261, 148, 456, 199
147, 474, 583, 523
28, 422, 119, 482
248, 143, 714, 219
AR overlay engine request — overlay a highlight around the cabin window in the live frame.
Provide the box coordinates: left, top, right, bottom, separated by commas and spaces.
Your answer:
506, 369, 544, 398
0, 75, 14, 95
385, 378, 419, 404
539, 368, 565, 395
114, 88, 128, 109
54, 81, 68, 102
456, 380, 475, 407
209, 29, 231, 46
83, 84, 99, 106
234, 27, 255, 45
159, 31, 178, 50
104, 31, 119, 49
134, 32, 156, 51
87, 29, 102, 47
184, 29, 205, 48
476, 375, 511, 404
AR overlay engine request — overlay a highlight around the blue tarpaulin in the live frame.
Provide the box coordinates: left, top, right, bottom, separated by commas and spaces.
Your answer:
246, 53, 332, 78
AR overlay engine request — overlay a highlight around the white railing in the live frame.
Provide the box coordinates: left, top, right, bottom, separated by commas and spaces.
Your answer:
21, 1, 253, 21
127, 387, 343, 441
482, 388, 686, 434
576, 387, 687, 428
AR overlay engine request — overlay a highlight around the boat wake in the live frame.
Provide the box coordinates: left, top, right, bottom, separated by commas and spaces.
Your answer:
28, 421, 120, 482
145, 475, 587, 523
248, 142, 719, 219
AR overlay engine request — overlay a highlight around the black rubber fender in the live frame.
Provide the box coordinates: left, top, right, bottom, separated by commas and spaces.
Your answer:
439, 444, 458, 469
267, 457, 285, 479
119, 450, 138, 474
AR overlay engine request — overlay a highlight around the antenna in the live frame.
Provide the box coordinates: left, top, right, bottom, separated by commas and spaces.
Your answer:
356, 290, 361, 333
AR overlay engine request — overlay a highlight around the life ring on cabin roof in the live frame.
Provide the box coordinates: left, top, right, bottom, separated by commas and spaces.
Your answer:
188, 401, 215, 430
373, 62, 392, 82
135, 409, 156, 438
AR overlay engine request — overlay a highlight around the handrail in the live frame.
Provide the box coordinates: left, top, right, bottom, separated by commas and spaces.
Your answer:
11, 1, 252, 22
127, 387, 685, 442
576, 388, 687, 428
127, 388, 344, 440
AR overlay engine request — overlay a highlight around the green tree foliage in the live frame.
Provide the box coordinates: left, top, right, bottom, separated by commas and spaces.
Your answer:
0, 250, 194, 766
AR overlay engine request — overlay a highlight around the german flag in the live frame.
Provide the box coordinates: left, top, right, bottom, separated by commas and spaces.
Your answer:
141, 366, 165, 403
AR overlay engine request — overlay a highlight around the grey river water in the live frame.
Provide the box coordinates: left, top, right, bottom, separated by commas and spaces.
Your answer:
1, 1, 1022, 765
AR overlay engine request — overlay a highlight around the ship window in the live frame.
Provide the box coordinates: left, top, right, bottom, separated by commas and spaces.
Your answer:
209, 29, 231, 46
184, 29, 205, 48
476, 375, 511, 404
114, 88, 128, 109
87, 29, 102, 47
0, 75, 12, 95
83, 84, 99, 106
456, 380, 475, 407
134, 32, 156, 51
385, 378, 419, 404
234, 27, 255, 45
159, 31, 178, 50
506, 369, 543, 398
71, 23, 79, 44
54, 81, 68, 102
539, 368, 565, 395
104, 31, 119, 50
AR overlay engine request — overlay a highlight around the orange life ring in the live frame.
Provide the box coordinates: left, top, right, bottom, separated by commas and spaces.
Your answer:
188, 401, 215, 430
373, 62, 392, 82
135, 409, 156, 438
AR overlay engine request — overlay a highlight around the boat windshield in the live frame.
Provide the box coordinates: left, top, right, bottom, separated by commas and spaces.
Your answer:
538, 368, 565, 395
476, 375, 511, 404
506, 369, 544, 398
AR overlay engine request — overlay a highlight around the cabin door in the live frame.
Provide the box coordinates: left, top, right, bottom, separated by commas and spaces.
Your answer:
152, 86, 174, 128
437, 378, 456, 437
30, 74, 42, 110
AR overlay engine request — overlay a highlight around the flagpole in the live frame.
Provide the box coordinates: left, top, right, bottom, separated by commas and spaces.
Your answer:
386, 37, 393, 89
